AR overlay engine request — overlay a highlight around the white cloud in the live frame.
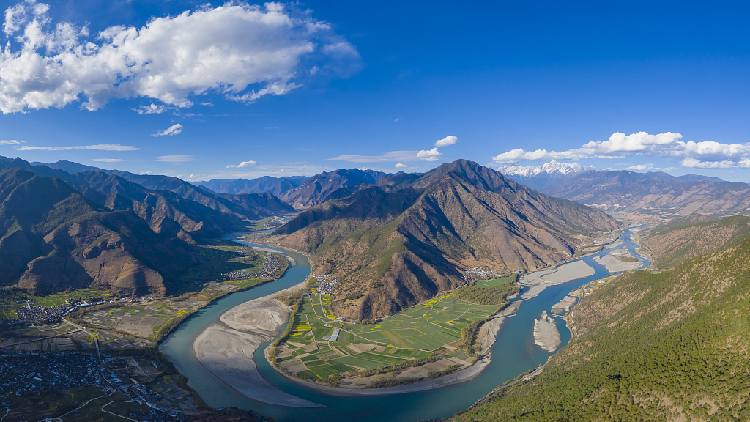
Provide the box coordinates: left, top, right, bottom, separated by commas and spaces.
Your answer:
134, 103, 168, 114
16, 143, 138, 151
152, 124, 183, 137
435, 135, 458, 147
0, 1, 360, 113
0, 140, 21, 144
625, 163, 656, 170
157, 155, 194, 163
92, 158, 123, 162
331, 137, 454, 164
329, 151, 423, 163
493, 132, 750, 168
417, 147, 441, 161
396, 163, 406, 168
228, 79, 300, 103
681, 158, 735, 169
226, 160, 257, 168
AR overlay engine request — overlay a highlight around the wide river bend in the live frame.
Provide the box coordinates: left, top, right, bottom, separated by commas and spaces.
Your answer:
160, 228, 647, 422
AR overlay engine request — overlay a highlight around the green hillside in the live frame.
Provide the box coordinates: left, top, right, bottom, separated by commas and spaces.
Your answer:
643, 214, 750, 269
450, 235, 750, 421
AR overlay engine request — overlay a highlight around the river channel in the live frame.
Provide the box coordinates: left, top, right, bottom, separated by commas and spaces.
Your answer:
160, 228, 648, 422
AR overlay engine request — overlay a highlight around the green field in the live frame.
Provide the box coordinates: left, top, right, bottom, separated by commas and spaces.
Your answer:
474, 276, 514, 288
278, 279, 511, 381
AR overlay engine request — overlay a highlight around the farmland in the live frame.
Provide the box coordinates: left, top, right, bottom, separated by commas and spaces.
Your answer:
275, 277, 515, 387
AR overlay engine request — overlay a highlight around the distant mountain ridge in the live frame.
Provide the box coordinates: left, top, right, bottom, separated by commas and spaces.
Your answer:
498, 160, 595, 190
199, 176, 308, 196
279, 168, 388, 209
538, 169, 750, 214
0, 156, 294, 241
274, 159, 617, 320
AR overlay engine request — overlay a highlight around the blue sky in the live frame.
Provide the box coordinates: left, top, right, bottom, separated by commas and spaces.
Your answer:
1, 0, 750, 181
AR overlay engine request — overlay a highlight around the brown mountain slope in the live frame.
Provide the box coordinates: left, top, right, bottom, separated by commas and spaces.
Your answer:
274, 160, 618, 320
0, 168, 198, 296
643, 214, 750, 269
0, 157, 294, 239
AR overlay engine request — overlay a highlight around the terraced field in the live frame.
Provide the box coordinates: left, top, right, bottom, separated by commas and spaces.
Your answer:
276, 279, 510, 383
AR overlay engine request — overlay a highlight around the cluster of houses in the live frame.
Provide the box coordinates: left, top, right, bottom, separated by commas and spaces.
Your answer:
315, 274, 339, 295
13, 304, 77, 325
463, 267, 502, 282
0, 351, 105, 396
3, 296, 142, 327
222, 253, 285, 282
0, 350, 185, 421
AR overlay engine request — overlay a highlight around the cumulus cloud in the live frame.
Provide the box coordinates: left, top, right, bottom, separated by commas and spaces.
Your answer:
152, 124, 183, 137
493, 132, 750, 168
16, 143, 138, 151
624, 163, 656, 170
435, 135, 458, 147
226, 160, 257, 168
134, 104, 168, 114
417, 147, 441, 161
92, 158, 123, 162
0, 1, 360, 113
156, 155, 194, 163
680, 158, 736, 169
396, 163, 406, 168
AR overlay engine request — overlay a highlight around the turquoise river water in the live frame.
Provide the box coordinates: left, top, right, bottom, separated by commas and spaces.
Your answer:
160, 228, 647, 421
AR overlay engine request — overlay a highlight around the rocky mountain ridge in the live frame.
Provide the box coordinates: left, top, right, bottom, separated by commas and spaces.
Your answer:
274, 160, 618, 320
0, 168, 198, 296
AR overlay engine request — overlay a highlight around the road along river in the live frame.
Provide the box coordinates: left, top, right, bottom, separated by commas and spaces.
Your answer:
160, 228, 648, 422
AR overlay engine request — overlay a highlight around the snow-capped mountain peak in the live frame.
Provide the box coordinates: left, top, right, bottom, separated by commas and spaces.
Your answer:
498, 160, 594, 177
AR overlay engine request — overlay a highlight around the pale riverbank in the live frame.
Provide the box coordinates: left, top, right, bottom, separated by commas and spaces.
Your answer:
193, 282, 321, 407
593, 247, 641, 273
520, 260, 595, 299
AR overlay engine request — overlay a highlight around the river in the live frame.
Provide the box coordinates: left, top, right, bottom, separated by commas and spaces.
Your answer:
160, 228, 647, 422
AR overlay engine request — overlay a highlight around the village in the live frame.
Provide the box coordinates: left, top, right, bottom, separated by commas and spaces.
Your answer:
222, 251, 286, 281
0, 350, 188, 421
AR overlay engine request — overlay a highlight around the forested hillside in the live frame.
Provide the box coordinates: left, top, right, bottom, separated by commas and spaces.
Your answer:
450, 234, 750, 421
644, 214, 750, 269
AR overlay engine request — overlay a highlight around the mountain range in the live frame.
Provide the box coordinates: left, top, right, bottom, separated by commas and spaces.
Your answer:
198, 176, 308, 197
0, 156, 293, 240
501, 161, 750, 215
273, 160, 618, 320
0, 168, 199, 296
539, 170, 750, 214
498, 160, 595, 191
